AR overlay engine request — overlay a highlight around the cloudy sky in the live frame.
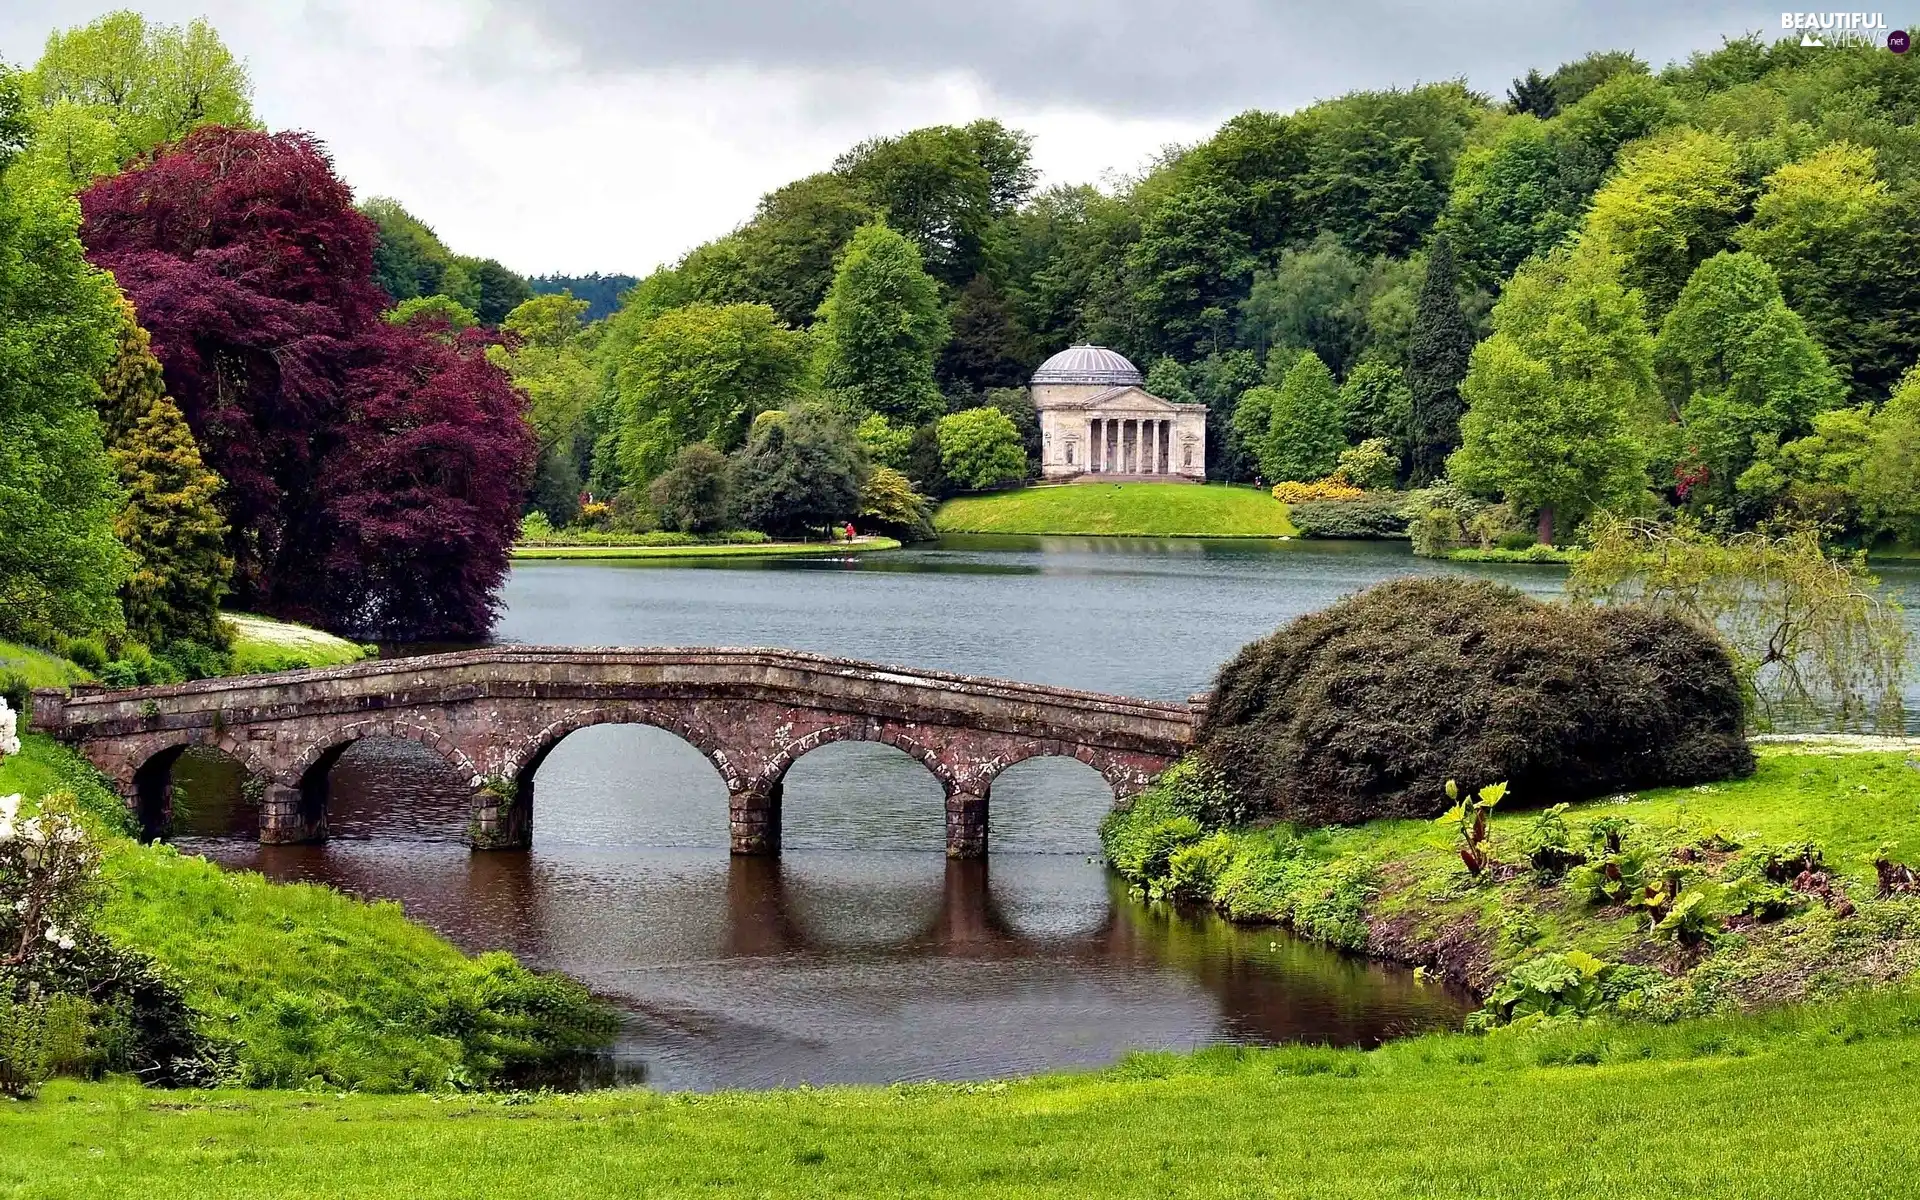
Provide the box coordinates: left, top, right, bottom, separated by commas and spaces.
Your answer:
3, 1, 1781, 276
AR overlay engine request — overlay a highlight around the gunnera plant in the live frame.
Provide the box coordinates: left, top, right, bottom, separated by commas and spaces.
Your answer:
1196, 578, 1752, 824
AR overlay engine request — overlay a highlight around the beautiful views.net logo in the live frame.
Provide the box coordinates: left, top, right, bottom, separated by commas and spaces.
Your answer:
1779, 12, 1909, 49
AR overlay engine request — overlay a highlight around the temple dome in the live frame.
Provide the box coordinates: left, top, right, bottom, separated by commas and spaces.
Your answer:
1030, 344, 1143, 387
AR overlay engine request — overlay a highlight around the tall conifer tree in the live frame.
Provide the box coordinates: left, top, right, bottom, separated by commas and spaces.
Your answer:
98, 296, 232, 649
1405, 236, 1475, 483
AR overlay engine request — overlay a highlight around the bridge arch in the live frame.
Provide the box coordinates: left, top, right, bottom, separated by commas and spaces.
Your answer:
129, 733, 270, 841
758, 719, 951, 793
503, 704, 743, 793
967, 739, 1150, 800
281, 718, 479, 845
498, 705, 742, 850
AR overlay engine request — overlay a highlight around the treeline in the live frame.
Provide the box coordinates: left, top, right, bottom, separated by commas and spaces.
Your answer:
541, 33, 1920, 551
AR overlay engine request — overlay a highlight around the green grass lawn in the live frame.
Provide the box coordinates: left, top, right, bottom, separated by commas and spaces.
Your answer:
512, 536, 901, 560
9, 988, 1920, 1197
935, 483, 1299, 538
224, 613, 372, 674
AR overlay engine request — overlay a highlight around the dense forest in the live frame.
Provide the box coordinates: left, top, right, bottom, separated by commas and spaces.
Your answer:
3, 10, 1919, 668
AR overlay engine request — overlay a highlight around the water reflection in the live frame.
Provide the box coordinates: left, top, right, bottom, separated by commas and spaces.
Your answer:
171, 729, 1471, 1091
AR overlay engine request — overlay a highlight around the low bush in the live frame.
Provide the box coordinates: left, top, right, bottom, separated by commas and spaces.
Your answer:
1196, 578, 1754, 825
1271, 478, 1365, 503
1289, 495, 1410, 539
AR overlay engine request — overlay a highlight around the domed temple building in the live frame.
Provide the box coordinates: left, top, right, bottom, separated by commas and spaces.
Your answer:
1029, 345, 1207, 481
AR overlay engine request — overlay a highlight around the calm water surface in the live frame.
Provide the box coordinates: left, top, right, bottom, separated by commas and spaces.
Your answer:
173, 536, 1920, 1089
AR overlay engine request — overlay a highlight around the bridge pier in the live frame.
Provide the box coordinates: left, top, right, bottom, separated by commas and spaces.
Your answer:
469, 781, 532, 851
260, 782, 327, 845
729, 779, 782, 856
944, 784, 989, 859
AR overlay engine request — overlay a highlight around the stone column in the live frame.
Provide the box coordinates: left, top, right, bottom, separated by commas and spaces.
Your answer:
468, 779, 531, 851
730, 778, 782, 856
944, 780, 989, 859
259, 781, 327, 845
1091, 418, 1103, 472
1161, 420, 1171, 474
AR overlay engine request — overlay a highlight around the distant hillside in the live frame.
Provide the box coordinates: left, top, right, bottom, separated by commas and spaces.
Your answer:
529, 273, 637, 322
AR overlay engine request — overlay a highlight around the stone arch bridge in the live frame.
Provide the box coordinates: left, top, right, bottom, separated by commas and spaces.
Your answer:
31, 647, 1200, 858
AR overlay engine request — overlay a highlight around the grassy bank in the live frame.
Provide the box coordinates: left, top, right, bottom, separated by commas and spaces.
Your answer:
1104, 749, 1920, 1015
0, 735, 614, 1090
513, 536, 900, 560
0, 639, 95, 690
934, 482, 1298, 537
224, 613, 372, 674
9, 988, 1920, 1197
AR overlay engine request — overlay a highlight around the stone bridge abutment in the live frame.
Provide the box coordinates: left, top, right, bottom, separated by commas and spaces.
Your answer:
32, 647, 1198, 859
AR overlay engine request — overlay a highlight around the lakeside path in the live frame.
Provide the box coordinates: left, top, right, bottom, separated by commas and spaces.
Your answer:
512, 537, 902, 561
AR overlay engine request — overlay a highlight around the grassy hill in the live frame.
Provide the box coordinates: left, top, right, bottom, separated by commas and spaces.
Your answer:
934, 483, 1298, 538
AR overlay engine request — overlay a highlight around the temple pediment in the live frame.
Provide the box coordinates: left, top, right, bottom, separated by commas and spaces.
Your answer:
1060, 385, 1188, 413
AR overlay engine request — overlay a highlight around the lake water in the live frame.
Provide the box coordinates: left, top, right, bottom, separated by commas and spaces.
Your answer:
171, 535, 1920, 1089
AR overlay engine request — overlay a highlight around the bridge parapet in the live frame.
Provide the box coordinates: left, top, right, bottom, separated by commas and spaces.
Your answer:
33, 647, 1199, 859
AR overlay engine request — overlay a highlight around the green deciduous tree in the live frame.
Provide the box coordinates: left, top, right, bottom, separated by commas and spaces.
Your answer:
1230, 385, 1280, 480
1126, 182, 1253, 357
1236, 233, 1383, 375
647, 443, 730, 534
834, 119, 1033, 289
1550, 50, 1649, 109
362, 197, 454, 303
614, 302, 808, 486
1450, 248, 1655, 542
733, 172, 875, 327
1737, 143, 1920, 404
1291, 83, 1483, 259
1860, 366, 1920, 545
0, 79, 128, 642
936, 407, 1027, 491
1336, 361, 1413, 451
1584, 128, 1748, 320
1265, 351, 1346, 483
386, 294, 477, 332
451, 256, 533, 326
855, 413, 914, 470
816, 222, 949, 426
1655, 251, 1845, 508
1404, 236, 1474, 483
98, 296, 229, 649
858, 465, 933, 541
493, 293, 600, 525
727, 405, 865, 537
19, 11, 253, 193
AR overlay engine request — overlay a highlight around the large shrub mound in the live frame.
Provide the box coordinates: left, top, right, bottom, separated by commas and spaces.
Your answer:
1197, 578, 1753, 824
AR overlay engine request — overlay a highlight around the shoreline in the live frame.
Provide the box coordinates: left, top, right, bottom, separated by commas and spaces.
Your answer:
512, 537, 902, 561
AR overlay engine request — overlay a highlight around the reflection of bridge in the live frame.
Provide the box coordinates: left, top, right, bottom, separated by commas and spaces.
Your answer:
33, 647, 1198, 858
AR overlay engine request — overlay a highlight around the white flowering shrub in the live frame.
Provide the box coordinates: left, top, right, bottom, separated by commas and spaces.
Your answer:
0, 697, 19, 760
0, 793, 100, 969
